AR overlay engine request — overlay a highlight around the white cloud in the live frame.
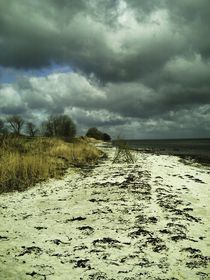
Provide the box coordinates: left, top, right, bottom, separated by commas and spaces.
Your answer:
0, 85, 22, 107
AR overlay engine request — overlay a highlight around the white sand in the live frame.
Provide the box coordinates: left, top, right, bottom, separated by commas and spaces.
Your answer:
0, 146, 210, 280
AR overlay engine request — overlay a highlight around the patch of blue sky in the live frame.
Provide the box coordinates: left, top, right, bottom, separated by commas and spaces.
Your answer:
0, 63, 74, 84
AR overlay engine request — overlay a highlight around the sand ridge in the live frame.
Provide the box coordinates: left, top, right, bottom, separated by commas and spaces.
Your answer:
0, 146, 210, 279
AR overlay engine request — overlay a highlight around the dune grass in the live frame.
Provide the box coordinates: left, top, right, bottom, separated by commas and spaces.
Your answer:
0, 136, 104, 193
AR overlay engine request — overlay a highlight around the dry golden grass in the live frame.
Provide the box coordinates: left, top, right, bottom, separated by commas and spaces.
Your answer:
0, 136, 104, 193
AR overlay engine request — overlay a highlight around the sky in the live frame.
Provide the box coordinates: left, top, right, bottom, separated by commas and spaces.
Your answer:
0, 0, 210, 139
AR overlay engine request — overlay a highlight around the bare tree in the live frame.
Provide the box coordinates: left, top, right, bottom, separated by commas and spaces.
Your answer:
26, 122, 38, 137
7, 115, 24, 135
0, 119, 8, 135
42, 115, 76, 139
0, 119, 4, 132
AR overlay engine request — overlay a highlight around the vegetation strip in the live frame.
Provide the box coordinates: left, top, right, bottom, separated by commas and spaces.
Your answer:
0, 135, 104, 193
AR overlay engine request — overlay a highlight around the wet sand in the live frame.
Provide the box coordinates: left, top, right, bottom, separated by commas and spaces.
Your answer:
0, 146, 210, 279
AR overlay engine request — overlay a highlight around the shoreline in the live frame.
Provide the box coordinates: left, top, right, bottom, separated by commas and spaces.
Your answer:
127, 147, 210, 167
0, 145, 210, 279
112, 138, 210, 167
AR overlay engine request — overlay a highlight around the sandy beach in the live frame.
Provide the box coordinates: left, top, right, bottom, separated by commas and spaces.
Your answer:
0, 145, 210, 280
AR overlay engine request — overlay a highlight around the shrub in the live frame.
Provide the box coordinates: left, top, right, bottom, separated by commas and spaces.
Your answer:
86, 127, 111, 141
103, 133, 111, 141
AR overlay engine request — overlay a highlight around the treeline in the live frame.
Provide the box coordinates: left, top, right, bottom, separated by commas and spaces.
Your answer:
0, 114, 111, 141
0, 114, 76, 139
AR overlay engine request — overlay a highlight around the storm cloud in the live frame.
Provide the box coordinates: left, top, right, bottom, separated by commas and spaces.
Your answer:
0, 0, 210, 138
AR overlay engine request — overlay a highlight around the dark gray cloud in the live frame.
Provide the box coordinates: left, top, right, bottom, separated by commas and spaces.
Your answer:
1, 0, 209, 80
0, 0, 210, 138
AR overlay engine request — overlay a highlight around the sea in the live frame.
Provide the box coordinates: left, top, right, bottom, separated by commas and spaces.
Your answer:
113, 138, 210, 163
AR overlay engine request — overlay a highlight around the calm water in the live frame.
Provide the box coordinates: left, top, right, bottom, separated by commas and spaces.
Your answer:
113, 139, 210, 158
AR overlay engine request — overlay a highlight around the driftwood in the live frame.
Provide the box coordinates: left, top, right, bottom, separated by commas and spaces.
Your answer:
113, 139, 134, 163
